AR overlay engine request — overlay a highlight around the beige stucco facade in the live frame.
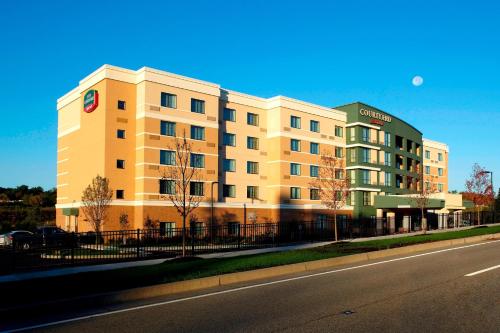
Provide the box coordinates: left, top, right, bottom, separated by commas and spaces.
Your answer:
422, 138, 449, 193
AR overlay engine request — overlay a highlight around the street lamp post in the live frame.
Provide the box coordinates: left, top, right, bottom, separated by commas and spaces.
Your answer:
210, 181, 218, 241
484, 171, 494, 222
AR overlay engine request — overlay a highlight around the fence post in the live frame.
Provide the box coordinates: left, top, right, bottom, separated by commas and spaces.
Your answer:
136, 229, 140, 258
238, 224, 241, 250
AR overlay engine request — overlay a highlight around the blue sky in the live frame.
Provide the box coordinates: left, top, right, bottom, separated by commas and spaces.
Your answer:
0, 0, 499, 191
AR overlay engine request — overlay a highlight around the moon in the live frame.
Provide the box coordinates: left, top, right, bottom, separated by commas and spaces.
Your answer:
412, 76, 424, 87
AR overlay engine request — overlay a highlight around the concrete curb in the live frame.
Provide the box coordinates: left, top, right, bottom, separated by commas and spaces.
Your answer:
92, 232, 500, 305
1, 232, 499, 313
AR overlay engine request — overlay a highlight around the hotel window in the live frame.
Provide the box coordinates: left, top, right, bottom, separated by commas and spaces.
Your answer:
223, 133, 236, 146
191, 98, 205, 114
290, 187, 301, 199
425, 182, 431, 190
350, 128, 356, 142
290, 163, 301, 176
190, 182, 204, 196
310, 188, 320, 200
291, 115, 301, 129
384, 133, 391, 147
425, 150, 431, 159
160, 121, 176, 136
159, 222, 176, 237
438, 153, 443, 161
310, 120, 320, 132
350, 170, 356, 185
159, 180, 175, 195
160, 150, 175, 165
161, 92, 177, 108
116, 159, 125, 169
247, 186, 258, 199
385, 152, 391, 166
190, 126, 205, 140
117, 100, 126, 110
335, 126, 343, 137
247, 161, 259, 174
247, 112, 259, 126
227, 222, 240, 236
223, 159, 236, 172
350, 148, 356, 162
438, 183, 443, 192
438, 168, 443, 176
385, 172, 392, 186
361, 127, 370, 142
116, 190, 124, 199
117, 129, 125, 139
335, 147, 343, 158
223, 185, 236, 198
310, 142, 319, 154
190, 154, 205, 168
291, 139, 301, 152
425, 166, 430, 175
310, 165, 319, 177
349, 192, 356, 206
361, 148, 370, 163
363, 192, 371, 206
247, 136, 259, 150
361, 170, 370, 185
223, 108, 236, 122
335, 170, 343, 179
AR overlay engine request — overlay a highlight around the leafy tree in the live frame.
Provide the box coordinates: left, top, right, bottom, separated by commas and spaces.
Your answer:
81, 175, 113, 237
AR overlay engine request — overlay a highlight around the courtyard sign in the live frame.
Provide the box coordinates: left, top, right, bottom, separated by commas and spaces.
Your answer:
359, 108, 392, 125
83, 90, 99, 113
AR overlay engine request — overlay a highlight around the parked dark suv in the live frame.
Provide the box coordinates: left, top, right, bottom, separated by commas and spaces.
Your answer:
35, 227, 77, 248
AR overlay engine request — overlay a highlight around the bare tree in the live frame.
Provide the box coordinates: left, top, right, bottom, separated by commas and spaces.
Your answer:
464, 163, 494, 224
159, 132, 204, 256
310, 149, 350, 241
81, 175, 113, 241
411, 180, 436, 233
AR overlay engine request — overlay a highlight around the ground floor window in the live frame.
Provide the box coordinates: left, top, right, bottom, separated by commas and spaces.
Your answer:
159, 222, 176, 237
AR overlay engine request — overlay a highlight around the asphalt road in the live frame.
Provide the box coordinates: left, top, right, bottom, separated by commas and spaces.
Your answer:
4, 240, 500, 333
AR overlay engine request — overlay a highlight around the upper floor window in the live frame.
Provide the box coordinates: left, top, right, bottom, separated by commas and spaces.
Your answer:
438, 152, 443, 161
223, 108, 236, 122
350, 127, 356, 142
361, 170, 370, 185
191, 98, 205, 114
247, 136, 259, 150
247, 186, 258, 199
361, 148, 370, 163
310, 142, 319, 155
384, 132, 391, 147
310, 120, 320, 133
117, 129, 126, 139
116, 190, 124, 199
160, 121, 176, 136
438, 183, 444, 192
290, 187, 301, 200
425, 166, 431, 175
290, 163, 301, 176
385, 172, 392, 186
363, 192, 371, 206
223, 184, 236, 198
161, 92, 177, 108
291, 139, 301, 152
160, 180, 175, 195
160, 150, 176, 165
223, 159, 236, 172
425, 150, 431, 159
190, 126, 205, 140
190, 182, 204, 196
335, 147, 343, 158
361, 127, 370, 142
335, 170, 344, 179
438, 168, 443, 176
335, 126, 343, 137
310, 165, 319, 177
247, 113, 259, 126
223, 132, 236, 146
116, 159, 125, 169
310, 188, 320, 200
247, 161, 259, 174
384, 152, 391, 166
190, 153, 205, 168
117, 100, 126, 110
291, 116, 301, 129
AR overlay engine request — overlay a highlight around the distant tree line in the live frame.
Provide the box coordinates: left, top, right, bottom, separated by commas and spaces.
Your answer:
0, 185, 56, 233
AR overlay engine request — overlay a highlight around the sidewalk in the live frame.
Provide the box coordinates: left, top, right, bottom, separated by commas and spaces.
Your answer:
1, 223, 498, 284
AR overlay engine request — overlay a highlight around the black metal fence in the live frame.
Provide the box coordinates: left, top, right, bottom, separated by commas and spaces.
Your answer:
0, 211, 497, 274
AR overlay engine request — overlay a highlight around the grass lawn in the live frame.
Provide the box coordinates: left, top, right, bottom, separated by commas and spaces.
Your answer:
1, 225, 499, 307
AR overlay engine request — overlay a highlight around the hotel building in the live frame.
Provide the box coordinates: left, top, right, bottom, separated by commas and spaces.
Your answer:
56, 65, 453, 232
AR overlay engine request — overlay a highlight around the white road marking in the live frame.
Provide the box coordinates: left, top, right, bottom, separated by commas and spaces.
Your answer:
4, 239, 500, 333
465, 264, 500, 277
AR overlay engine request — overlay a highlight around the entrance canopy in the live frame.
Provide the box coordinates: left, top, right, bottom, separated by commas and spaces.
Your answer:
62, 208, 79, 216
373, 195, 445, 210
